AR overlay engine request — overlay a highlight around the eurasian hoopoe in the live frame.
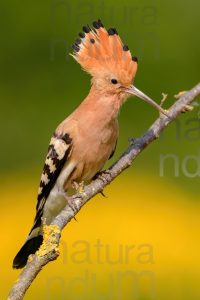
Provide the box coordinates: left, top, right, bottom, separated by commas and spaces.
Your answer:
13, 20, 167, 269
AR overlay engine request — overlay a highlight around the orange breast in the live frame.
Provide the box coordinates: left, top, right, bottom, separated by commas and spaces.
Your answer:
69, 117, 118, 183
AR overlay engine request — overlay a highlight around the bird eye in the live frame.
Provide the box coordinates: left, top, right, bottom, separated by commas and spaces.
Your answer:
111, 79, 118, 84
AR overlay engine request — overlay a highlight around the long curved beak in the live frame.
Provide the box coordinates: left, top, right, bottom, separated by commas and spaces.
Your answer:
126, 85, 169, 117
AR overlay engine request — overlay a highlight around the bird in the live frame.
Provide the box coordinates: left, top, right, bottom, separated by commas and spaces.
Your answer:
13, 20, 168, 269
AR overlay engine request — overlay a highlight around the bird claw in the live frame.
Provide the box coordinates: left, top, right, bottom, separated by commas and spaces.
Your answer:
99, 190, 107, 197
95, 170, 112, 184
72, 181, 85, 194
67, 197, 80, 215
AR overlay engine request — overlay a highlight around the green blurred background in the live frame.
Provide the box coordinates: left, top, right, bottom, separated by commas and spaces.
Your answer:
1, 0, 200, 299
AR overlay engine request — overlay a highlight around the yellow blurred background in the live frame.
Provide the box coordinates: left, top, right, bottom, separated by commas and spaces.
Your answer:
2, 172, 200, 299
1, 0, 200, 299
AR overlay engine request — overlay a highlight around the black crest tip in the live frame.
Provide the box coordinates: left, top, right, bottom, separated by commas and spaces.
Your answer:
98, 19, 104, 27
93, 21, 101, 29
132, 56, 138, 62
72, 44, 80, 52
123, 45, 129, 51
108, 28, 116, 36
112, 28, 118, 35
83, 25, 91, 33
75, 38, 81, 45
108, 27, 118, 35
79, 32, 85, 38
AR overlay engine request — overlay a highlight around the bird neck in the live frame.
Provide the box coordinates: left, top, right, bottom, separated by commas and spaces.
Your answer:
81, 85, 125, 120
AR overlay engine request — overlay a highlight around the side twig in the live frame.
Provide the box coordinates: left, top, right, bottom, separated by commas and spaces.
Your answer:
7, 83, 200, 300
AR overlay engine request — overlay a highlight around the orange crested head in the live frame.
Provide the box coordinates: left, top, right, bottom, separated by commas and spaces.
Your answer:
71, 20, 169, 117
71, 20, 138, 89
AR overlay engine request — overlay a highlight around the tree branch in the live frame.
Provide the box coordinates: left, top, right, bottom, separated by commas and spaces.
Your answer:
7, 83, 200, 300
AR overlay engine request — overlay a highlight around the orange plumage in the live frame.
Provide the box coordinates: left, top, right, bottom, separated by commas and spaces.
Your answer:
71, 20, 138, 87
13, 19, 168, 269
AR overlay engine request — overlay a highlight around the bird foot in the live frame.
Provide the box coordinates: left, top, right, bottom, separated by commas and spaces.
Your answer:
72, 181, 85, 194
95, 170, 112, 184
67, 197, 80, 216
100, 190, 107, 197
92, 174, 107, 197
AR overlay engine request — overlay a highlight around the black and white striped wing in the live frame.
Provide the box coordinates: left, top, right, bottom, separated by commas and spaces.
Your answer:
12, 132, 73, 269
33, 132, 72, 228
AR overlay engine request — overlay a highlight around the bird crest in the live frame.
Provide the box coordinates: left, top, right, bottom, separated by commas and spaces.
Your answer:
71, 20, 138, 85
